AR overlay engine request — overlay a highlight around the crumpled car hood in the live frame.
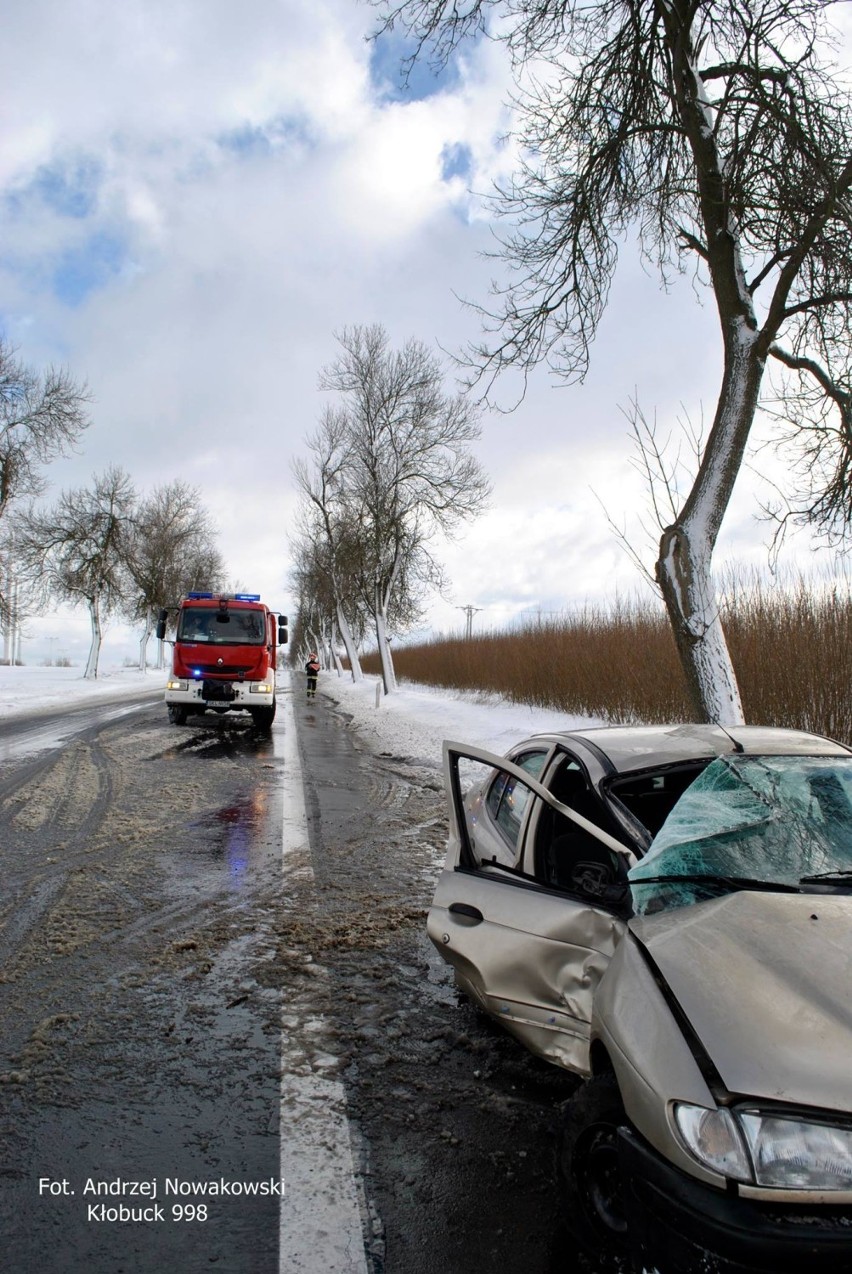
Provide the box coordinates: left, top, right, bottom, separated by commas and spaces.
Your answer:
630, 891, 852, 1113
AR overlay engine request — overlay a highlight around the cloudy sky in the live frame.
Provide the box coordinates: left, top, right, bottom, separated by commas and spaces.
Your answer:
2, 0, 849, 667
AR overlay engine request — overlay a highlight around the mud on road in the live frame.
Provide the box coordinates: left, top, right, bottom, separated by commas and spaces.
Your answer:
292, 690, 584, 1274
0, 689, 588, 1274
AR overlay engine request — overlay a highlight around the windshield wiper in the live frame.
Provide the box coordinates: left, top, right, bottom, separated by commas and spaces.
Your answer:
630, 873, 801, 893
799, 870, 852, 884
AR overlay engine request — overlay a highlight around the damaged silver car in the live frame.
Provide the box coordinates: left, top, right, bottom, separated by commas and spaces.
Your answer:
430, 724, 852, 1273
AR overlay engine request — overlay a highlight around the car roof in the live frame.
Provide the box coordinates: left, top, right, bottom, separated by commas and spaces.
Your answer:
517, 723, 852, 775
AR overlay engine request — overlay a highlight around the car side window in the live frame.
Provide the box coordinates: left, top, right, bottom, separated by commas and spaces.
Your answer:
480, 751, 547, 864
485, 771, 509, 821
534, 756, 629, 908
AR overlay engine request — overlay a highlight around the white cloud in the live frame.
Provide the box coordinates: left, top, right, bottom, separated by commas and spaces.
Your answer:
0, 0, 846, 668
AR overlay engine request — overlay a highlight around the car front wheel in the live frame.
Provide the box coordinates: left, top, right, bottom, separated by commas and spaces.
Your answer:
167, 705, 188, 725
558, 1072, 630, 1267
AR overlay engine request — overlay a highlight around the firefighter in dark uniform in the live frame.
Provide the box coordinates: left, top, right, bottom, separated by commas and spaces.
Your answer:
305, 652, 320, 698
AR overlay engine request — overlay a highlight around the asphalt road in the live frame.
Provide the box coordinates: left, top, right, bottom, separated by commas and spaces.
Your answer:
293, 686, 584, 1274
0, 692, 286, 1272
0, 684, 602, 1274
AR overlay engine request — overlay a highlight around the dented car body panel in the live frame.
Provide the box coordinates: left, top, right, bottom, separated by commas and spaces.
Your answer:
631, 891, 852, 1115
430, 724, 852, 1267
591, 932, 727, 1188
427, 866, 625, 1072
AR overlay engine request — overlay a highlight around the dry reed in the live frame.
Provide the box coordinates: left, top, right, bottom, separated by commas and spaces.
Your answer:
362, 574, 852, 744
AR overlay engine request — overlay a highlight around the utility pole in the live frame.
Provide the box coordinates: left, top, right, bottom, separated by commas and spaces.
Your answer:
456, 604, 482, 640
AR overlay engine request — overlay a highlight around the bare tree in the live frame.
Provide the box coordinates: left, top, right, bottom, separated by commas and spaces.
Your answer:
0, 337, 92, 626
292, 408, 367, 681
0, 518, 38, 664
19, 467, 136, 678
128, 482, 225, 670
0, 338, 92, 515
375, 0, 852, 724
288, 543, 341, 676
320, 324, 490, 693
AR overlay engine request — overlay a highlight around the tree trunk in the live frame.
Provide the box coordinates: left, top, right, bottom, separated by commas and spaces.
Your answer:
330, 632, 345, 677
138, 608, 152, 672
657, 525, 743, 724
374, 589, 397, 694
84, 597, 102, 680
307, 628, 322, 666
320, 627, 334, 671
656, 325, 766, 724
336, 601, 363, 681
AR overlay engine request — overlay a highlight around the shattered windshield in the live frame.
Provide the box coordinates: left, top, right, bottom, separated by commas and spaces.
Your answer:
629, 754, 852, 914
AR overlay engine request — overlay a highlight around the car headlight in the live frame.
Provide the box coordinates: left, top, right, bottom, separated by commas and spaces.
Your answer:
250, 682, 272, 694
673, 1104, 751, 1180
674, 1102, 852, 1189
167, 679, 188, 691
740, 1110, 852, 1190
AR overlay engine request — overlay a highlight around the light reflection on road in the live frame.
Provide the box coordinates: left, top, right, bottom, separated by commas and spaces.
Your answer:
209, 790, 269, 880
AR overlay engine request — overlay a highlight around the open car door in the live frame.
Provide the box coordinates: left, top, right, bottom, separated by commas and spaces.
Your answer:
427, 742, 634, 1075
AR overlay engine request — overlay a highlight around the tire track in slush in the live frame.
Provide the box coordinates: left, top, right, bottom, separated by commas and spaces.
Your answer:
275, 684, 369, 1274
0, 875, 67, 968
0, 737, 114, 965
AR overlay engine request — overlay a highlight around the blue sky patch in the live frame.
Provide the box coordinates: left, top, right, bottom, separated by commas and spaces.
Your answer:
218, 125, 274, 158
31, 156, 103, 219
440, 142, 473, 183
370, 30, 462, 102
52, 232, 126, 307
217, 114, 314, 159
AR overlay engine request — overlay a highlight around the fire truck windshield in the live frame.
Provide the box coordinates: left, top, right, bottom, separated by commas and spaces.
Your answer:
177, 607, 266, 645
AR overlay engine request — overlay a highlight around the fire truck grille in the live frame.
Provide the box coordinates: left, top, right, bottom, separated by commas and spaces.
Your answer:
194, 664, 253, 676
201, 679, 237, 702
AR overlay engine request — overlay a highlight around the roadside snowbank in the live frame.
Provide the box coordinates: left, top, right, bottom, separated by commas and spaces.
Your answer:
0, 665, 167, 719
317, 671, 604, 769
0, 664, 602, 765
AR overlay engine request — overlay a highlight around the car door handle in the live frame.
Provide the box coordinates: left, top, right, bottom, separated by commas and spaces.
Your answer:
448, 902, 484, 923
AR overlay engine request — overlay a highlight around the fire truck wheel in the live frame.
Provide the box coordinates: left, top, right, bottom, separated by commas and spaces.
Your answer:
251, 703, 276, 731
168, 705, 188, 725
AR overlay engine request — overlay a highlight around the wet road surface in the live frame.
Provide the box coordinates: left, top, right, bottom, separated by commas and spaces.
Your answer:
293, 687, 588, 1274
0, 682, 610, 1274
0, 694, 287, 1272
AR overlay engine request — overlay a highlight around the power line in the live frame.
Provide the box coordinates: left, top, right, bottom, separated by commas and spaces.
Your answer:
455, 604, 482, 639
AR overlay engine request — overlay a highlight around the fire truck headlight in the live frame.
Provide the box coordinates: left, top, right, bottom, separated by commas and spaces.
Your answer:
167, 679, 188, 691
250, 682, 273, 694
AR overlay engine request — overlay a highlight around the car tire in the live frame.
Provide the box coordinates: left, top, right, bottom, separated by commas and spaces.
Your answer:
251, 701, 276, 731
558, 1072, 630, 1267
168, 705, 188, 725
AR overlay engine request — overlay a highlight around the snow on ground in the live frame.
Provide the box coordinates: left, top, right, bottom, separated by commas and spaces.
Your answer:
318, 671, 605, 769
0, 665, 168, 718
0, 663, 602, 763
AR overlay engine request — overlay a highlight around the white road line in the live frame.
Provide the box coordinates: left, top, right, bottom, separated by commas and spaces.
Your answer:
275, 684, 369, 1274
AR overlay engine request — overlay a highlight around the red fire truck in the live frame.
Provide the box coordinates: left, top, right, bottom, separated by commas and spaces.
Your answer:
156, 593, 288, 729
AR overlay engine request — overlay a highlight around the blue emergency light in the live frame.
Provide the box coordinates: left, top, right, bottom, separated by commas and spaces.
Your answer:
185, 591, 261, 602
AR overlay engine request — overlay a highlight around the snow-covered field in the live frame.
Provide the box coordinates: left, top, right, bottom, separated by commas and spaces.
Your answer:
318, 670, 604, 765
0, 664, 168, 718
0, 663, 603, 761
